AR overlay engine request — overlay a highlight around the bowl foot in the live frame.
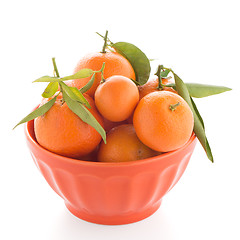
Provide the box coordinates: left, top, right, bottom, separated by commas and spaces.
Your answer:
65, 201, 162, 225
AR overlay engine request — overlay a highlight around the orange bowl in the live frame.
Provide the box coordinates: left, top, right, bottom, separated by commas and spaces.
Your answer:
25, 120, 197, 225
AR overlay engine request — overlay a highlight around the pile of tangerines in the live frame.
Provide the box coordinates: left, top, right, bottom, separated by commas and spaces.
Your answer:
15, 32, 231, 162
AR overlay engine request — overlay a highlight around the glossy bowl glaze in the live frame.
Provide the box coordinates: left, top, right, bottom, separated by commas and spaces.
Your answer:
25, 120, 197, 225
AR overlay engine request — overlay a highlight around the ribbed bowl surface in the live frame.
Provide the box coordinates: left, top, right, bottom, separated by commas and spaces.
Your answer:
25, 120, 197, 225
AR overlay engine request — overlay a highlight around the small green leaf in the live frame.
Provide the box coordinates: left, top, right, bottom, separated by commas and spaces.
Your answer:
80, 73, 96, 93
33, 69, 94, 83
60, 82, 91, 108
42, 82, 59, 98
13, 96, 57, 129
161, 69, 170, 78
112, 42, 151, 85
185, 83, 232, 98
62, 89, 106, 143
173, 73, 214, 162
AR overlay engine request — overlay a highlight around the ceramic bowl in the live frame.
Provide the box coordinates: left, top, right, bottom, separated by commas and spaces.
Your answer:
25, 119, 197, 225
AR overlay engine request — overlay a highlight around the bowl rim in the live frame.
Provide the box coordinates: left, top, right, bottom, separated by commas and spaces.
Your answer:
25, 120, 197, 167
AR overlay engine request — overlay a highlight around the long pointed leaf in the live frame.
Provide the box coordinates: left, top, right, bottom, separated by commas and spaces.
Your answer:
61, 69, 93, 81
62, 90, 106, 143
33, 69, 94, 83
173, 73, 214, 162
190, 97, 205, 129
190, 97, 213, 161
186, 83, 231, 98
205, 138, 213, 162
13, 96, 57, 129
33, 76, 59, 83
164, 83, 231, 98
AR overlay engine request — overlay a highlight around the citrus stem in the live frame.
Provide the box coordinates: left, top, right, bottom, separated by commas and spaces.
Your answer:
169, 102, 181, 111
96, 31, 113, 46
100, 76, 106, 83
52, 57, 60, 78
101, 30, 109, 53
155, 65, 164, 90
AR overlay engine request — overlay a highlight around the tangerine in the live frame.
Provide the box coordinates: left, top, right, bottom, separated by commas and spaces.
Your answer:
98, 124, 160, 162
34, 94, 103, 158
95, 75, 139, 122
67, 51, 135, 97
133, 91, 194, 152
126, 76, 174, 124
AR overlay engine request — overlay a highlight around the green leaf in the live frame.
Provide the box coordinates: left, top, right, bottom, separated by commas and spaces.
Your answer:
42, 82, 59, 98
205, 138, 213, 162
60, 82, 91, 108
80, 73, 96, 93
112, 42, 151, 85
190, 97, 213, 161
61, 69, 93, 81
13, 96, 57, 129
164, 83, 231, 98
173, 73, 214, 162
161, 69, 170, 78
190, 97, 205, 129
185, 83, 232, 98
33, 69, 93, 83
33, 76, 60, 83
62, 89, 106, 143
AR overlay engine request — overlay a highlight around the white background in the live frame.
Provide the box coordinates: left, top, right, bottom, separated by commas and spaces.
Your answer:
1, 0, 240, 239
